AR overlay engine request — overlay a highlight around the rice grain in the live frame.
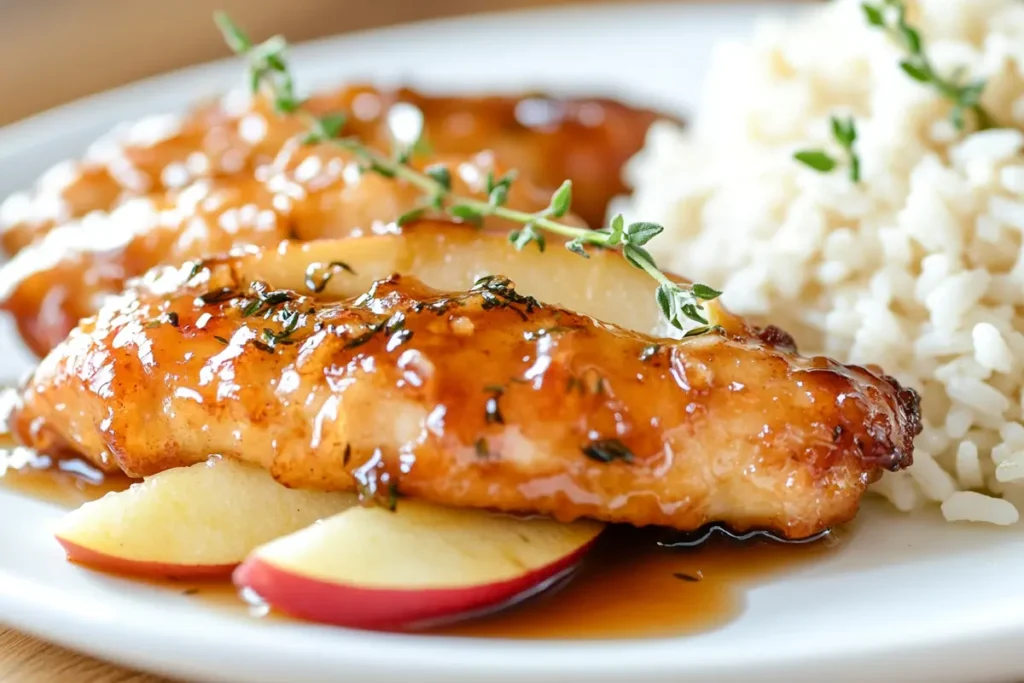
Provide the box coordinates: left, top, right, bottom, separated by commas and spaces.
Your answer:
627, 0, 1024, 524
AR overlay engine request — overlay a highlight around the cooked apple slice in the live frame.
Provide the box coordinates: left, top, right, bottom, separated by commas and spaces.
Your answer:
195, 222, 705, 337
235, 499, 604, 629
55, 457, 356, 579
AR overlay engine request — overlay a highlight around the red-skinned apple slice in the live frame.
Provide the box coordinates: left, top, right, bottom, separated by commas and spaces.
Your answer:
55, 457, 356, 579
234, 499, 604, 629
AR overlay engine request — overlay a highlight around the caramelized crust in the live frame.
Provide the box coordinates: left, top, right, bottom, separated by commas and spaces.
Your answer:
0, 154, 556, 356
0, 85, 668, 254
11, 231, 920, 538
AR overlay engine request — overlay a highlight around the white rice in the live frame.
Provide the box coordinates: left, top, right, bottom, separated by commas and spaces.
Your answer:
625, 0, 1024, 524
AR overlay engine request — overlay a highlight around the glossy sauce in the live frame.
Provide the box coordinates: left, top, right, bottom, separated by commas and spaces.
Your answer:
435, 528, 838, 639
0, 438, 134, 507
149, 530, 838, 640
0, 87, 669, 358
0, 453, 839, 639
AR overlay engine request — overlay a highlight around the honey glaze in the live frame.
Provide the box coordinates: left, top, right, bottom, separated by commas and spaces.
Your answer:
434, 527, 840, 639
0, 406, 841, 639
0, 386, 133, 506
178, 526, 840, 640
0, 436, 134, 508
0, 449, 842, 638
0, 389, 131, 506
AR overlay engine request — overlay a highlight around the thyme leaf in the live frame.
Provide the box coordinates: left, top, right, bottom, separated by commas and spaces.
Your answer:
304, 261, 355, 293
582, 439, 635, 464
795, 116, 860, 182
213, 13, 723, 336
861, 0, 995, 130
793, 150, 837, 173
197, 287, 238, 305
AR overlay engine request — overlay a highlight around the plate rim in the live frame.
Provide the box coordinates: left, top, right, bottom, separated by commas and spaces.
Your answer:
3, 2, 1022, 682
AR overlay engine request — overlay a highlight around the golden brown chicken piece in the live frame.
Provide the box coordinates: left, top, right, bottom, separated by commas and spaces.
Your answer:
0, 85, 669, 254
333, 86, 669, 228
0, 152, 560, 356
11, 225, 920, 538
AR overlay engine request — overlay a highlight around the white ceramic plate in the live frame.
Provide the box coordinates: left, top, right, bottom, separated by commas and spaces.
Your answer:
2, 3, 1024, 682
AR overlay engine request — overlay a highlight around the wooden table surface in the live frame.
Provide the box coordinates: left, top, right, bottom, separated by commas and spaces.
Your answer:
0, 0, 770, 680
0, 629, 164, 682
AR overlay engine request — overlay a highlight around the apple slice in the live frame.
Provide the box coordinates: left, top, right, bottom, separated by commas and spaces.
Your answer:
234, 499, 604, 629
55, 457, 356, 579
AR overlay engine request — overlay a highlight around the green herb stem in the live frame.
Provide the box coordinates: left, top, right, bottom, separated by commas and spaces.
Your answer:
794, 115, 861, 182
862, 0, 995, 131
213, 12, 723, 335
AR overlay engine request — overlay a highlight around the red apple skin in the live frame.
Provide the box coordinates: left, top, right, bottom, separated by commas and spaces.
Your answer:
233, 537, 596, 630
57, 536, 237, 580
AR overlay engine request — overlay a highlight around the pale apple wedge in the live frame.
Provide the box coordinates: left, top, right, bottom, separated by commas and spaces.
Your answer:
234, 499, 604, 629
55, 457, 356, 579
169, 222, 710, 336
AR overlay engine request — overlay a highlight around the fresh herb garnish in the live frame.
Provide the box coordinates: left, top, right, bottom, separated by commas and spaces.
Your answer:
396, 207, 427, 227
240, 299, 262, 317
197, 287, 238, 305
683, 323, 725, 338
474, 437, 490, 458
794, 116, 861, 182
344, 320, 386, 349
241, 281, 296, 318
144, 311, 181, 329
213, 12, 722, 335
304, 261, 355, 294
354, 478, 401, 511
261, 308, 301, 347
472, 275, 540, 311
861, 0, 993, 130
186, 261, 204, 281
582, 439, 635, 464
385, 481, 400, 511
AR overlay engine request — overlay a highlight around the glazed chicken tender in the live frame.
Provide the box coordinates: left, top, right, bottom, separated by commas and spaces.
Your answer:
0, 85, 667, 255
12, 226, 921, 538
0, 152, 557, 356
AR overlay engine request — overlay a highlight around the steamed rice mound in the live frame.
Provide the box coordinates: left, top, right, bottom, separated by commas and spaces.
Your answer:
627, 0, 1024, 524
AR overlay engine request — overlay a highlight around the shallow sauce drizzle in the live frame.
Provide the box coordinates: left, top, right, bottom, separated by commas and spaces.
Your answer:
437, 529, 835, 639
0, 451, 839, 639
0, 447, 134, 507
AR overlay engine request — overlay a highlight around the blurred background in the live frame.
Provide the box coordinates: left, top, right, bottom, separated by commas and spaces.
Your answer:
0, 0, 793, 126
0, 0, 635, 125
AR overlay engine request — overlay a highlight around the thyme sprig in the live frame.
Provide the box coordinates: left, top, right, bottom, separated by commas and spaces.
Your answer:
794, 115, 861, 182
213, 12, 722, 334
861, 0, 993, 131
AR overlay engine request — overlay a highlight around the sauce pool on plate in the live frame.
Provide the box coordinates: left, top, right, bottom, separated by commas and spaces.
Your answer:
0, 445, 134, 507
153, 529, 838, 639
0, 439, 841, 639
